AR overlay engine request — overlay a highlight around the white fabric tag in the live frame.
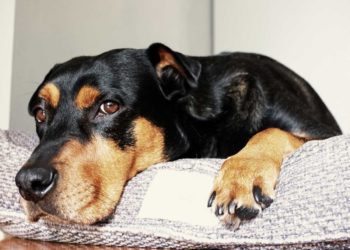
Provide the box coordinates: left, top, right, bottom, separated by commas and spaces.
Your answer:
137, 170, 219, 227
0, 230, 4, 240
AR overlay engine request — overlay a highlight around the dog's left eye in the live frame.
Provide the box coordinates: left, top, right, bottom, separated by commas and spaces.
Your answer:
99, 101, 119, 115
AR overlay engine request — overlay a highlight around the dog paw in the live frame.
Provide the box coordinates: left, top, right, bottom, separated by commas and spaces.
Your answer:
208, 156, 279, 229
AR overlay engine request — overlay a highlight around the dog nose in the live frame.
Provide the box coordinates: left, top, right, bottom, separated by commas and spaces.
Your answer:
15, 167, 58, 202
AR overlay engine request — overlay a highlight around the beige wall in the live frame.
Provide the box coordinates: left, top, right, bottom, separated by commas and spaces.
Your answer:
0, 0, 15, 130
214, 0, 350, 132
10, 0, 211, 133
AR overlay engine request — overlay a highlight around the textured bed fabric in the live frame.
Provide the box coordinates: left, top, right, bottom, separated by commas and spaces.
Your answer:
0, 129, 349, 249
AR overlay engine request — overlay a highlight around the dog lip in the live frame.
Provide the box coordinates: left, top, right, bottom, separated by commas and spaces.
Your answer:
37, 203, 58, 217
28, 211, 47, 222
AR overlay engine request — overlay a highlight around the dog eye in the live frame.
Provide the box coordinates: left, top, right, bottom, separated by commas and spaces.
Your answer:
35, 108, 46, 123
99, 101, 119, 115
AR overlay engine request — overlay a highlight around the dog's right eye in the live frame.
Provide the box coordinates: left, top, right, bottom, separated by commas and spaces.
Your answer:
34, 108, 46, 123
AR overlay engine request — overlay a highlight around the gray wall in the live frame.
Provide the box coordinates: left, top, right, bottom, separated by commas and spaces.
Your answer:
10, 0, 211, 133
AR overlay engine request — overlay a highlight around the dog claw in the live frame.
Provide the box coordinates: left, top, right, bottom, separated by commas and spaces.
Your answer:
207, 191, 216, 207
228, 201, 236, 215
253, 186, 273, 209
215, 204, 224, 216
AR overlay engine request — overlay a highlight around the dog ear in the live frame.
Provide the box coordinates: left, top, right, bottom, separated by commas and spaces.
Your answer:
147, 43, 201, 101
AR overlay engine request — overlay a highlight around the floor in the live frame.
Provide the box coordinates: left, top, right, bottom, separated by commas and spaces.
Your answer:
0, 233, 155, 249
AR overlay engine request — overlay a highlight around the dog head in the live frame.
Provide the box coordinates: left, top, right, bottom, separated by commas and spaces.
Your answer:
15, 43, 203, 224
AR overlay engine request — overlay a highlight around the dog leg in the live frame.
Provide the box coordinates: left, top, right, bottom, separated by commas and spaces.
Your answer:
208, 128, 305, 228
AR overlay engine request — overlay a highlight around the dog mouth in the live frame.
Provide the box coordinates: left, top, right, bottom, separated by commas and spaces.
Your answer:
20, 188, 119, 225
17, 136, 133, 224
19, 171, 123, 225
17, 118, 166, 224
20, 199, 51, 223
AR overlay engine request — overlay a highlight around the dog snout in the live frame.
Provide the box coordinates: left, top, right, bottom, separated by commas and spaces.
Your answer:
15, 166, 58, 202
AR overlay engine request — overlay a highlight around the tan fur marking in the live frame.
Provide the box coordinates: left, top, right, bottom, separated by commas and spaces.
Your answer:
128, 117, 166, 179
75, 85, 101, 109
38, 83, 60, 108
213, 128, 305, 219
21, 117, 166, 224
32, 136, 134, 224
237, 128, 305, 164
156, 48, 185, 77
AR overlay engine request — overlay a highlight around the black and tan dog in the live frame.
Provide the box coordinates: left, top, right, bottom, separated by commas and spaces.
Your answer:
15, 43, 341, 227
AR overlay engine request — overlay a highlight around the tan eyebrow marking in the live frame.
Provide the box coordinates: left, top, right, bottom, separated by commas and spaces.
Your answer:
38, 83, 60, 108
75, 85, 101, 109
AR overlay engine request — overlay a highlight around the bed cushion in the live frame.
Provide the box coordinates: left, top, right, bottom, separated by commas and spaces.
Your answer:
0, 129, 349, 249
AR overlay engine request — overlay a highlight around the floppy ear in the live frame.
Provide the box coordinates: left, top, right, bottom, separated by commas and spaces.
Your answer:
147, 43, 201, 101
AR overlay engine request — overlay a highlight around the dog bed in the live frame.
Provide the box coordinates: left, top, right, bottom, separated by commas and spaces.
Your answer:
0, 129, 349, 249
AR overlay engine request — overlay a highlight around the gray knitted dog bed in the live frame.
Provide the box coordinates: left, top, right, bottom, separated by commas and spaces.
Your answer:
0, 130, 349, 249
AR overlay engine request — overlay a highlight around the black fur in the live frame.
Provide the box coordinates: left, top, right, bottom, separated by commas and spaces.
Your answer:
28, 43, 341, 163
